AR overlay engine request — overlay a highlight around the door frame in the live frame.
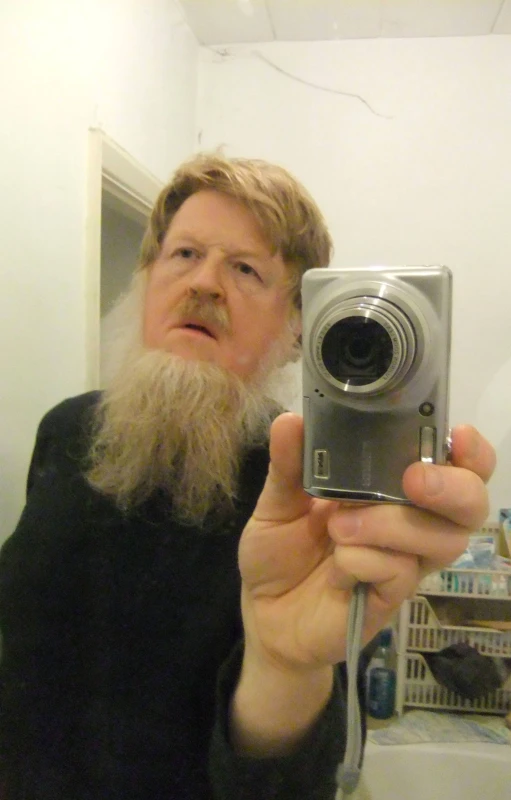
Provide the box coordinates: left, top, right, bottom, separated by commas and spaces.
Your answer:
85, 129, 164, 390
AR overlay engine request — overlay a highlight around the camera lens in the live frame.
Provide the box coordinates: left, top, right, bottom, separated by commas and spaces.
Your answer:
321, 317, 394, 387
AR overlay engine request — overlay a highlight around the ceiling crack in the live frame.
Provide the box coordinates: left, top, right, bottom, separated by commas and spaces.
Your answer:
204, 46, 393, 119
252, 51, 393, 119
492, 0, 507, 32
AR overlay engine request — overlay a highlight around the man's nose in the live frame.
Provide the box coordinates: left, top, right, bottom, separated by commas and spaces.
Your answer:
187, 254, 226, 301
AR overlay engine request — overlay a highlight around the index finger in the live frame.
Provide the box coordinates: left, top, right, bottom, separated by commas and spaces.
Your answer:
402, 425, 495, 529
449, 424, 496, 483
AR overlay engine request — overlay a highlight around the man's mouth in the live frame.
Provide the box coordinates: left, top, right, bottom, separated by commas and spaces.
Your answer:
180, 322, 216, 339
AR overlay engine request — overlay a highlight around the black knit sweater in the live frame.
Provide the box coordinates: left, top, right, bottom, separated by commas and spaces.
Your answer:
0, 392, 358, 799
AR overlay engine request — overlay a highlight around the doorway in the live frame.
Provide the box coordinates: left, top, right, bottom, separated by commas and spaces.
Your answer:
85, 130, 164, 390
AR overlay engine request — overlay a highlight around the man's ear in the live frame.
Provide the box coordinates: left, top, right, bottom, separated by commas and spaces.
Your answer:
288, 309, 302, 362
289, 307, 302, 338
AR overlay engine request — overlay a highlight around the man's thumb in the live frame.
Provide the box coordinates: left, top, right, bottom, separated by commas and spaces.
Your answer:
253, 413, 311, 522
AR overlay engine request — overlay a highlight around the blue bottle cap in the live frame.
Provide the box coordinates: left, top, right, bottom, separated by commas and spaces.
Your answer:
379, 628, 393, 647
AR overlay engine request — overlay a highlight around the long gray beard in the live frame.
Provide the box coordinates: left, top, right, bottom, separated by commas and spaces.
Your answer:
87, 348, 280, 527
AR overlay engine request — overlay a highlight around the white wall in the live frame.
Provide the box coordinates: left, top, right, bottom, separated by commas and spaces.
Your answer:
0, 0, 198, 539
197, 37, 511, 519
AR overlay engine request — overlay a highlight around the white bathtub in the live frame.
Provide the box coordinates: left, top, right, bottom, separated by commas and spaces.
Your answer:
353, 741, 511, 800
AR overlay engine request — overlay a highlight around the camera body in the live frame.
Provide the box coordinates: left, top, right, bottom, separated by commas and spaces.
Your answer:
302, 266, 452, 503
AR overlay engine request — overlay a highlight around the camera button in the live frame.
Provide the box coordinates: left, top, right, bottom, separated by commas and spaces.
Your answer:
314, 449, 331, 479
420, 426, 436, 463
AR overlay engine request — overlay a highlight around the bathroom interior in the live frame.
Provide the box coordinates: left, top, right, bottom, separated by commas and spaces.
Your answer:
1, 1, 511, 797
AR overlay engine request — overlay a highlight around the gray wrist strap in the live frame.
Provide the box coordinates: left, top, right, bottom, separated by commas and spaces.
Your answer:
335, 581, 368, 798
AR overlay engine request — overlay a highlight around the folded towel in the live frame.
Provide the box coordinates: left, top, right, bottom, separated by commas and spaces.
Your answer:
367, 709, 511, 745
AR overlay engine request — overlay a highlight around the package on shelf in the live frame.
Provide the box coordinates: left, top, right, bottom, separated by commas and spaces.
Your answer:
500, 508, 511, 558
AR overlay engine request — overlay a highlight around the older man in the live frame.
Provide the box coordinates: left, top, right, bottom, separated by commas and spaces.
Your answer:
0, 153, 494, 800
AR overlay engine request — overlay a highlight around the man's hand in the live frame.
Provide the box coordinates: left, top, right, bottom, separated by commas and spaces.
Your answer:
238, 413, 496, 672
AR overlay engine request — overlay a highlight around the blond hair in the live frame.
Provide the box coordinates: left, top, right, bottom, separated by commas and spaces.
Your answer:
138, 152, 333, 307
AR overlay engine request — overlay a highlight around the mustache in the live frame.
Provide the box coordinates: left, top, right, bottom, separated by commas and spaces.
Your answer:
173, 294, 232, 336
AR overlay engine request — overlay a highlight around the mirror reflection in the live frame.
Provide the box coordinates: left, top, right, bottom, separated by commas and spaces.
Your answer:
1, 3, 510, 799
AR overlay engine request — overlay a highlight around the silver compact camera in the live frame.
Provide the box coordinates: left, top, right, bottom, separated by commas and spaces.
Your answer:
302, 266, 452, 503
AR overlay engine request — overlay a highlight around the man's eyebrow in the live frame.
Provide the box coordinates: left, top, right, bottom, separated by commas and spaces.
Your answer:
168, 232, 270, 261
230, 249, 268, 261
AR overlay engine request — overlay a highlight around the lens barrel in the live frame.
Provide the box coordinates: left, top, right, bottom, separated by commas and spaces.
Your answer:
314, 297, 416, 395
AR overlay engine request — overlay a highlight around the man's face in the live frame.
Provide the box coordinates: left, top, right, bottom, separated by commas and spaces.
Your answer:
143, 190, 299, 380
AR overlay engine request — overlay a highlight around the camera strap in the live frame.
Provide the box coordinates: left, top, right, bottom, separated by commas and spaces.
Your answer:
335, 581, 368, 798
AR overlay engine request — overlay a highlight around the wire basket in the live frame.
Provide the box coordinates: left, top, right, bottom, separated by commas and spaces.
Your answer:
403, 652, 511, 714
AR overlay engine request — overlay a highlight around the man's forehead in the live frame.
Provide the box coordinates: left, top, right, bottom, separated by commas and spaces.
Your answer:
164, 194, 277, 259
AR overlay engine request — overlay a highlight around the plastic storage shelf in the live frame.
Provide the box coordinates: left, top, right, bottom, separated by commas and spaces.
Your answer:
397, 550, 511, 715
406, 595, 511, 658
402, 653, 511, 714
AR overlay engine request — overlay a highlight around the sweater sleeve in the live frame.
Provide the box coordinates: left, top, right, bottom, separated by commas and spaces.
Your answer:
208, 641, 366, 800
0, 395, 99, 799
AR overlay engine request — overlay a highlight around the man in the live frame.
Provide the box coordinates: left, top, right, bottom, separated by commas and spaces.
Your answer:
0, 153, 494, 799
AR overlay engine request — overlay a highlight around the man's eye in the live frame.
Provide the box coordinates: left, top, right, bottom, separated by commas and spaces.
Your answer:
174, 248, 196, 259
236, 262, 262, 281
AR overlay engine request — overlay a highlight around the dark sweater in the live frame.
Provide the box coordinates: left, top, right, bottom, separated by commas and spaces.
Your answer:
0, 392, 358, 799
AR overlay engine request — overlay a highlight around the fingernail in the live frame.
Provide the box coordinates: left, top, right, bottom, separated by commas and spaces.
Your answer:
333, 509, 363, 539
422, 464, 444, 496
